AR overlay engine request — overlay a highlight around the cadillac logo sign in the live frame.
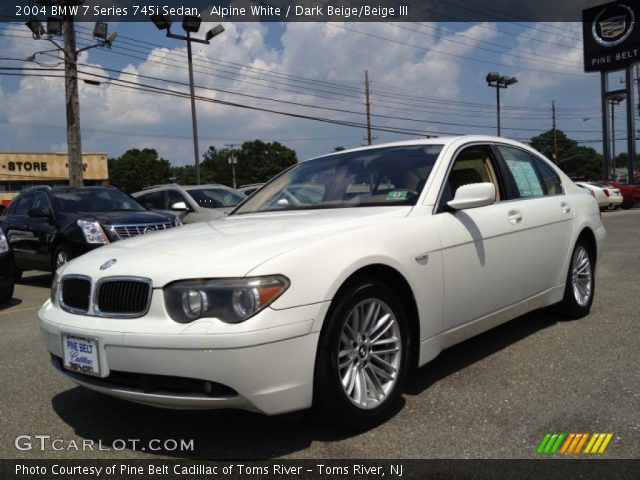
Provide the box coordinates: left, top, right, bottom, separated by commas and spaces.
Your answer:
583, 0, 640, 72
592, 4, 635, 47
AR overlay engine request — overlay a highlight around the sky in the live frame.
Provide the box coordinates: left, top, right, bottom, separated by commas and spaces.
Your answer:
0, 19, 636, 169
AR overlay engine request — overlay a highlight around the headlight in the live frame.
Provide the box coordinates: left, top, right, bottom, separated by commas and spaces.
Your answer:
164, 275, 290, 324
0, 230, 8, 254
174, 217, 183, 227
77, 219, 109, 244
50, 273, 60, 305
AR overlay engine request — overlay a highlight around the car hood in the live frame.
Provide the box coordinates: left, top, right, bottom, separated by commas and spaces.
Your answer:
61, 206, 412, 286
77, 210, 175, 225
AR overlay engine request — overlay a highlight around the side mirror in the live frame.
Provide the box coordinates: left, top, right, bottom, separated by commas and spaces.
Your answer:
170, 201, 190, 211
447, 182, 496, 210
28, 207, 52, 219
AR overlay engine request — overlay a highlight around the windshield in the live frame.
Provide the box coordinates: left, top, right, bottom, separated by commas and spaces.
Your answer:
53, 188, 146, 213
233, 144, 443, 214
188, 188, 246, 208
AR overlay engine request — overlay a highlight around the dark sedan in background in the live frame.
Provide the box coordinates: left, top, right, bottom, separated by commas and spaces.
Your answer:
0, 186, 181, 277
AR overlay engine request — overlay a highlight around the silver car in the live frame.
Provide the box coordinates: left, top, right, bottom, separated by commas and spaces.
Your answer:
133, 184, 246, 223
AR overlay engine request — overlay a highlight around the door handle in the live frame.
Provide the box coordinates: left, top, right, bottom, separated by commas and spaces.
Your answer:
561, 202, 571, 214
508, 209, 522, 224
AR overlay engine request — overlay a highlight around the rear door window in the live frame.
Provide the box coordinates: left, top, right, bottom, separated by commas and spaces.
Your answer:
138, 191, 164, 209
496, 146, 545, 198
13, 193, 35, 216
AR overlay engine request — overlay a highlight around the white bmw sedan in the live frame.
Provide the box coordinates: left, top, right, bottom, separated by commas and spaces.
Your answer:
39, 136, 605, 429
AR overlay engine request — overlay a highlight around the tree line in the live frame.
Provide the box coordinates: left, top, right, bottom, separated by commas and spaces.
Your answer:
108, 140, 297, 193
107, 132, 626, 193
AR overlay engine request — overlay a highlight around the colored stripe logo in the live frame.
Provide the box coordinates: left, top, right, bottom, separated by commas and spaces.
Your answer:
537, 433, 613, 454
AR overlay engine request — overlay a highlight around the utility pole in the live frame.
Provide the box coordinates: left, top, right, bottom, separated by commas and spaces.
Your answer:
29, 1, 117, 187
552, 100, 558, 164
224, 144, 240, 189
63, 14, 83, 187
185, 31, 201, 185
364, 70, 372, 146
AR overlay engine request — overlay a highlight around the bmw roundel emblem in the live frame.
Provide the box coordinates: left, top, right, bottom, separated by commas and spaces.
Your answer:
100, 259, 117, 270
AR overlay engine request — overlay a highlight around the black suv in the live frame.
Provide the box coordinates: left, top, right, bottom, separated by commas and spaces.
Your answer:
0, 186, 181, 276
0, 229, 14, 303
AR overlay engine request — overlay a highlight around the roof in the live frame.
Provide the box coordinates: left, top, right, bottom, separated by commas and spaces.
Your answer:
310, 135, 525, 160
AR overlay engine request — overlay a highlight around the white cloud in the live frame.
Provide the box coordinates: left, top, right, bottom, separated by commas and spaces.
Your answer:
0, 21, 605, 169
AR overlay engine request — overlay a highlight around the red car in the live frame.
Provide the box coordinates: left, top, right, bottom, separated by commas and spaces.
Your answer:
598, 181, 640, 209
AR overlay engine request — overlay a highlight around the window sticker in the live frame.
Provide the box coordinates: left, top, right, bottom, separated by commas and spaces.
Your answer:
387, 190, 409, 200
505, 159, 544, 197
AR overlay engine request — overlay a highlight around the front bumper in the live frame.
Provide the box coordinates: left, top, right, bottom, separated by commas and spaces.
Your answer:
39, 299, 329, 415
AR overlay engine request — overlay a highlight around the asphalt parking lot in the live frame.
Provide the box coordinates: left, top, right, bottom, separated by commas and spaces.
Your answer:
1, 209, 638, 460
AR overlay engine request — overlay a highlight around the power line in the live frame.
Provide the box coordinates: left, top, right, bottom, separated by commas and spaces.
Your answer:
2, 28, 599, 116
1, 68, 609, 138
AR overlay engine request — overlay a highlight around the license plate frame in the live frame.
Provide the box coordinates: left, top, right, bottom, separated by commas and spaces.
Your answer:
62, 334, 101, 376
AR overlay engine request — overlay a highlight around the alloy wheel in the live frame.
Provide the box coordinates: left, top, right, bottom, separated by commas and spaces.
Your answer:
571, 245, 592, 307
337, 298, 402, 410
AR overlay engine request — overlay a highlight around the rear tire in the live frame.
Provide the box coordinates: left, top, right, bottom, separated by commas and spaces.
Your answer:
557, 239, 595, 319
313, 278, 410, 430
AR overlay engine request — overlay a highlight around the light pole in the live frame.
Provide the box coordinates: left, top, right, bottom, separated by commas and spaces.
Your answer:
485, 72, 518, 136
26, 2, 116, 187
609, 93, 626, 180
228, 153, 238, 189
151, 15, 224, 185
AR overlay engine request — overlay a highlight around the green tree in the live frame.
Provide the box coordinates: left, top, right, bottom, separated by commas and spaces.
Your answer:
530, 129, 577, 163
614, 152, 628, 168
201, 140, 297, 187
169, 164, 196, 185
530, 129, 603, 180
108, 148, 172, 193
556, 146, 603, 180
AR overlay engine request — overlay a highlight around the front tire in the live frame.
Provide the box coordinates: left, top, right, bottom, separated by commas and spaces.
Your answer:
313, 279, 410, 430
558, 239, 595, 319
0, 283, 13, 304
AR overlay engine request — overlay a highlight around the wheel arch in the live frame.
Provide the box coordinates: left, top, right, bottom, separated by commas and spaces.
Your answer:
327, 263, 421, 370
576, 227, 597, 264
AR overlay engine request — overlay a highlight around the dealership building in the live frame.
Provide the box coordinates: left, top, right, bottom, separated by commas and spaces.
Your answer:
0, 152, 108, 210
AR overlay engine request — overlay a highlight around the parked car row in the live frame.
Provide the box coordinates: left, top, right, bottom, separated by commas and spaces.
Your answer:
575, 182, 623, 211
599, 180, 640, 209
